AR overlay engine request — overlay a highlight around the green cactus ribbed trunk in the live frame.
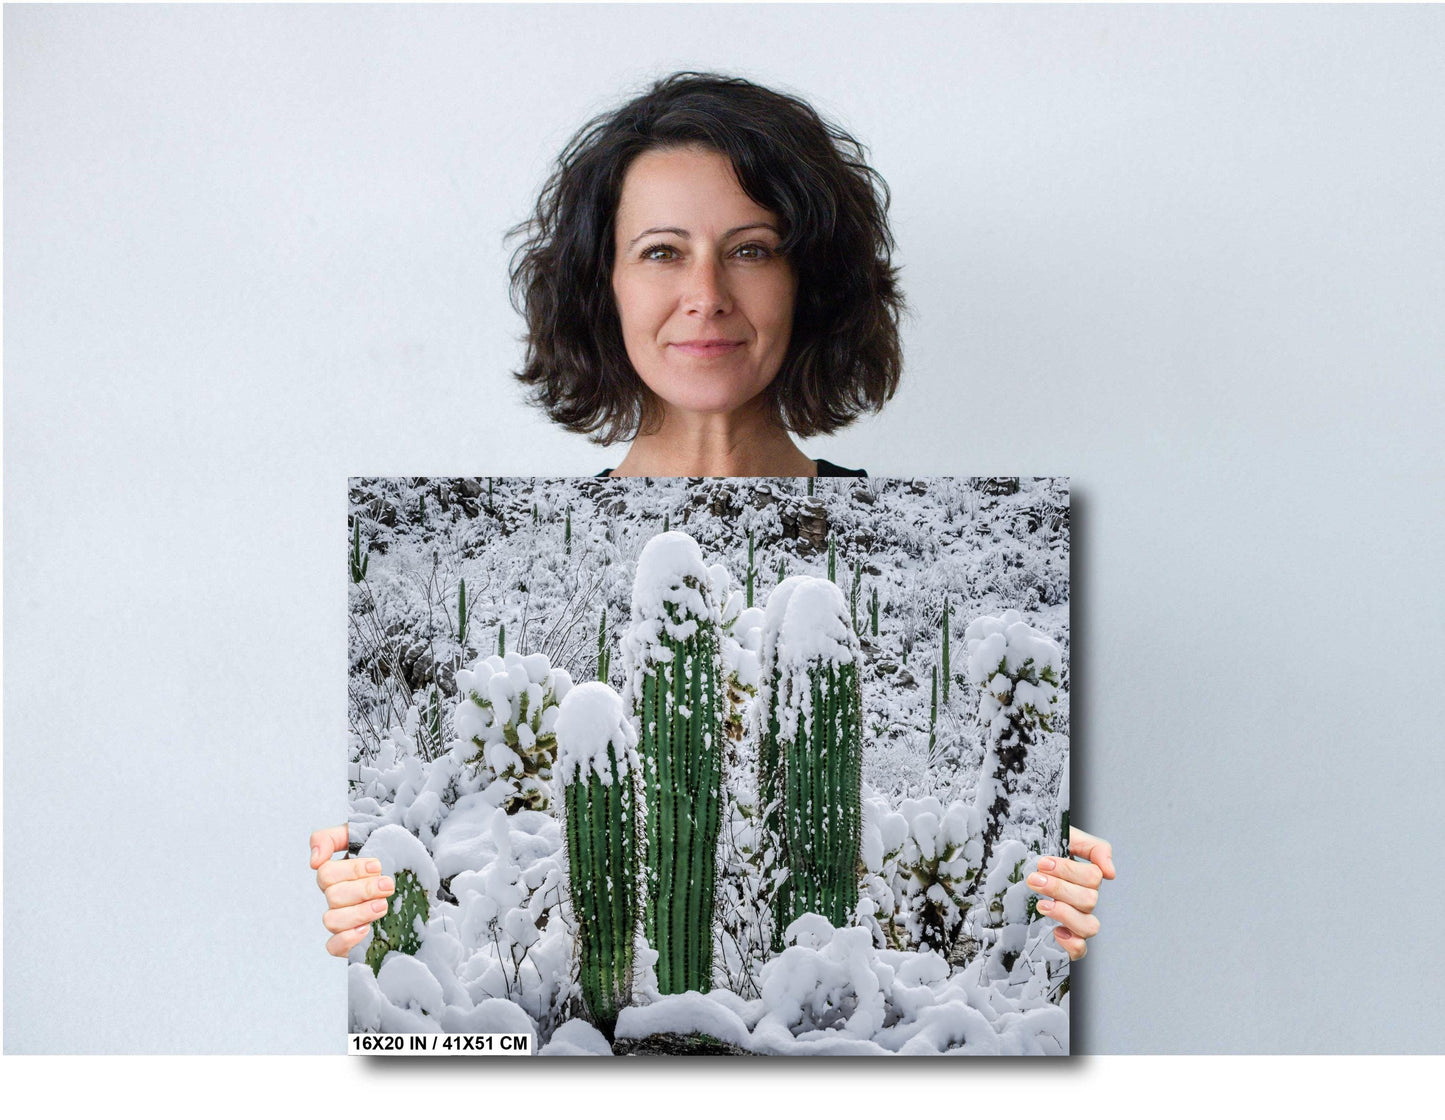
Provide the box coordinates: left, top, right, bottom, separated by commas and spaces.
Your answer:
746, 530, 755, 609
777, 659, 863, 934
941, 599, 951, 703
758, 662, 786, 951
638, 629, 723, 994
563, 748, 636, 1037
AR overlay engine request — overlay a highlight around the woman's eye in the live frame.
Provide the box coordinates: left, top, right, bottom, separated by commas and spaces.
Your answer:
733, 243, 774, 260
641, 244, 678, 262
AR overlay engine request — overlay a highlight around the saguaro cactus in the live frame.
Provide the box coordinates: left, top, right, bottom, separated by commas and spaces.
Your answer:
349, 518, 369, 583
941, 598, 951, 702
754, 575, 812, 946
620, 531, 726, 993
556, 681, 639, 1036
745, 529, 756, 609
963, 609, 1062, 881
774, 577, 864, 934
596, 606, 611, 683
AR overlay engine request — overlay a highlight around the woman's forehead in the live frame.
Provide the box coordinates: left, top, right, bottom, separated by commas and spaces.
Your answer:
614, 147, 778, 233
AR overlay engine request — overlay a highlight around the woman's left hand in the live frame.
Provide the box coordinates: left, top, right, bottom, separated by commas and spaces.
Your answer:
1026, 826, 1115, 961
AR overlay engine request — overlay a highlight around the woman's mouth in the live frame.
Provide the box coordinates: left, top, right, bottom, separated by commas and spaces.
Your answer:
669, 339, 744, 357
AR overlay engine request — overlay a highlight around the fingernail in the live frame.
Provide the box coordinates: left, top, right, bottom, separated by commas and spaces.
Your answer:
371, 900, 387, 914
1037, 898, 1054, 912
1054, 926, 1072, 939
1038, 857, 1056, 871
366, 860, 382, 874
379, 877, 395, 892
311, 847, 320, 863
1027, 873, 1048, 889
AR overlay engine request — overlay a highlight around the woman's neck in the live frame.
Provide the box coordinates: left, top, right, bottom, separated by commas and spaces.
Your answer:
611, 402, 817, 478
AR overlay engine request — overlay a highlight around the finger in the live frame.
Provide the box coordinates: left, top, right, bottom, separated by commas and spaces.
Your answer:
1035, 854, 1103, 890
323, 897, 389, 936
1026, 868, 1098, 914
1068, 827, 1116, 880
317, 856, 383, 891
325, 873, 396, 910
327, 921, 373, 959
1053, 924, 1087, 962
310, 825, 350, 870
1034, 896, 1100, 939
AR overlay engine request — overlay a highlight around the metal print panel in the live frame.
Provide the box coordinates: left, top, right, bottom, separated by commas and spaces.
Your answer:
346, 475, 1070, 1055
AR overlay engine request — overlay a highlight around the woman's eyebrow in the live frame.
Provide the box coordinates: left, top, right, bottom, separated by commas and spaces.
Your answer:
626, 222, 780, 249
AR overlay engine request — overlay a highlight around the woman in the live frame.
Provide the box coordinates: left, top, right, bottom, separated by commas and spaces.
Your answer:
314, 72, 1114, 963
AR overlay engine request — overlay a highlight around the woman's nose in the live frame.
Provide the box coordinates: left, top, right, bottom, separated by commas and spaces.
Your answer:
682, 257, 732, 317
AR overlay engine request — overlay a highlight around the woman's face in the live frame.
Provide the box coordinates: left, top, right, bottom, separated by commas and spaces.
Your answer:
611, 146, 797, 422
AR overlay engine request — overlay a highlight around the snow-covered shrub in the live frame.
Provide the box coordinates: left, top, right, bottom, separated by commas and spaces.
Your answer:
963, 610, 1061, 880
454, 650, 573, 814
775, 578, 864, 933
446, 805, 569, 1034
356, 825, 438, 975
556, 681, 640, 1036
620, 531, 727, 994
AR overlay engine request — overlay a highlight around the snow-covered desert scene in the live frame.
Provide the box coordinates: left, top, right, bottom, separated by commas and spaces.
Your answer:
347, 475, 1070, 1055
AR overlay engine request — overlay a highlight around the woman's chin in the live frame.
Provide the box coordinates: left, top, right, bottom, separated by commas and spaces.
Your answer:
650, 384, 772, 422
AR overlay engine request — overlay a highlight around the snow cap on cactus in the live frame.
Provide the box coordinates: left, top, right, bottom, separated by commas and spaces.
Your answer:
775, 577, 858, 743
358, 823, 440, 895
777, 578, 857, 670
964, 609, 1061, 688
632, 531, 716, 636
555, 681, 638, 785
963, 609, 1061, 732
620, 530, 720, 711
762, 574, 813, 641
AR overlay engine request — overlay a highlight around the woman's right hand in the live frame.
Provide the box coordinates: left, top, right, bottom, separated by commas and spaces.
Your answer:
311, 824, 395, 958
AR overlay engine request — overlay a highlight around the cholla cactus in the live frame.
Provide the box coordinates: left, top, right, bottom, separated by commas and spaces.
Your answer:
897, 798, 976, 954
773, 577, 864, 935
620, 531, 726, 994
963, 609, 1062, 883
556, 681, 639, 1037
357, 824, 438, 975
454, 650, 574, 813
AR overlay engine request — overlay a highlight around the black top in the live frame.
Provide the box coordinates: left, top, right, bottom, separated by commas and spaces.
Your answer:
595, 458, 866, 479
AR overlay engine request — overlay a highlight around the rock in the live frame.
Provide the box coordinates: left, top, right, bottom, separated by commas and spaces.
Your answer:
612, 1032, 752, 1057
976, 476, 1020, 497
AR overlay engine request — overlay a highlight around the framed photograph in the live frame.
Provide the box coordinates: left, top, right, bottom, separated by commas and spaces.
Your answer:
346, 474, 1070, 1055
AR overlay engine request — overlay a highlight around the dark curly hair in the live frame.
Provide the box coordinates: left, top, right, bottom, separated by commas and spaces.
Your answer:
508, 72, 904, 446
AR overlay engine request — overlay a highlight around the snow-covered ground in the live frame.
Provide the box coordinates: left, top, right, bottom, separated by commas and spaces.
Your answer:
346, 475, 1070, 1055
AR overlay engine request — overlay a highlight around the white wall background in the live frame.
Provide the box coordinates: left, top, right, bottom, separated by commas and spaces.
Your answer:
6, 3, 1443, 1053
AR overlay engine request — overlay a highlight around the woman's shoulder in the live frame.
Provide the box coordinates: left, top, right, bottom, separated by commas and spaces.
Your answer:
812, 458, 867, 478
596, 459, 867, 479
